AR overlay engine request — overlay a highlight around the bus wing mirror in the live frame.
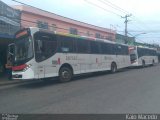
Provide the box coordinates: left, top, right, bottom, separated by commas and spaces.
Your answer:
8, 43, 15, 56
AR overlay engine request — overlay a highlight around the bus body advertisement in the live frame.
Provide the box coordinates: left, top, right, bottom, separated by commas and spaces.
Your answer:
11, 27, 131, 82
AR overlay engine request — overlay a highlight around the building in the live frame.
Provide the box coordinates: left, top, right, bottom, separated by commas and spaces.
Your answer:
0, 1, 21, 37
0, 1, 21, 76
13, 5, 116, 40
116, 33, 135, 45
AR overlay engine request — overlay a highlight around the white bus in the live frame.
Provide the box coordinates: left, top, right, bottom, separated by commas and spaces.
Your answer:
11, 27, 131, 82
129, 46, 158, 67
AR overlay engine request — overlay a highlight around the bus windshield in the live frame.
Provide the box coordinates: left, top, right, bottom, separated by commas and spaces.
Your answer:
15, 36, 33, 64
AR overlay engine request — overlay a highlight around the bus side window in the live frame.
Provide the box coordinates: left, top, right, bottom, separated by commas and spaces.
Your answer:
101, 43, 115, 55
58, 35, 74, 53
117, 45, 128, 55
76, 39, 90, 54
34, 32, 57, 62
90, 41, 100, 54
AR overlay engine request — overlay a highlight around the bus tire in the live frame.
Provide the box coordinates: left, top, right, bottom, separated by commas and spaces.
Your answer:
142, 60, 145, 67
59, 67, 72, 82
111, 62, 117, 73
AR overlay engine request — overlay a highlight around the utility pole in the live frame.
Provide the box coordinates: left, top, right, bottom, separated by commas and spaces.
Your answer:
121, 14, 132, 44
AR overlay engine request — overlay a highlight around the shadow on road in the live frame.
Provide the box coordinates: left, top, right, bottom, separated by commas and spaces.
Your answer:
17, 78, 60, 89
17, 64, 159, 89
17, 68, 131, 89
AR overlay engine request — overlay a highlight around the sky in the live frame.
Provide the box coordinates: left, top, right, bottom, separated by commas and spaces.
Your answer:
3, 0, 160, 45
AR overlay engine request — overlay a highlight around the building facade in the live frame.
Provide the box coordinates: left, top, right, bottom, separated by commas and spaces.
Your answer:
116, 33, 135, 45
0, 1, 21, 37
0, 1, 21, 76
13, 5, 116, 41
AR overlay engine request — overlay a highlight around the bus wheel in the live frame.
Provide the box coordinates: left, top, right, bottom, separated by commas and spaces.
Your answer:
59, 67, 72, 82
142, 60, 145, 67
111, 63, 117, 73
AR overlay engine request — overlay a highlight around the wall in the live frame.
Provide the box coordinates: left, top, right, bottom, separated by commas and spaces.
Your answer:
14, 5, 116, 41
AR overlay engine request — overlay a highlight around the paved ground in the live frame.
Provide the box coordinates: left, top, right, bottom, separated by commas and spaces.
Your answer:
0, 64, 160, 114
0, 76, 33, 86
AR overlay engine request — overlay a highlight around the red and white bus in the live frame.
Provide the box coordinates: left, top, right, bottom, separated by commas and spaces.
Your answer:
10, 27, 131, 82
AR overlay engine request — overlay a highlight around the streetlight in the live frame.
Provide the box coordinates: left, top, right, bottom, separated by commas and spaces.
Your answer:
133, 32, 147, 46
133, 32, 147, 38
127, 32, 147, 45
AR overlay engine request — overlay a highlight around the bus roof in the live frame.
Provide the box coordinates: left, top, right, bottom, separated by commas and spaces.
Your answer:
28, 27, 128, 46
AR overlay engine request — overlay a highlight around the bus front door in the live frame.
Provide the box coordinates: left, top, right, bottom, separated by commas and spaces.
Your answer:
37, 65, 45, 79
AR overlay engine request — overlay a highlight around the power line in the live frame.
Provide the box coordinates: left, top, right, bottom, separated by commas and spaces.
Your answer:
84, 0, 122, 17
104, 0, 130, 14
11, 0, 152, 34
129, 23, 147, 31
97, 0, 153, 32
118, 30, 160, 33
11, 0, 33, 7
128, 32, 145, 43
10, 0, 121, 32
104, 0, 152, 30
136, 37, 160, 38
97, 0, 128, 14
2, 12, 159, 44
131, 15, 152, 30
95, 0, 150, 36
6, 0, 160, 44
12, 0, 121, 19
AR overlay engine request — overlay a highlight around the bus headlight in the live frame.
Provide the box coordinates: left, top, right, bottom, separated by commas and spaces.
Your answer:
23, 64, 32, 71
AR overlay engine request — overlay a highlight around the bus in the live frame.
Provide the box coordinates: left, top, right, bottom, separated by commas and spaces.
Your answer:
10, 27, 131, 82
129, 46, 158, 67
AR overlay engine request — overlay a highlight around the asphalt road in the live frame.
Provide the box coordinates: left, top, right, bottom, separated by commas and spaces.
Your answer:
0, 64, 160, 114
